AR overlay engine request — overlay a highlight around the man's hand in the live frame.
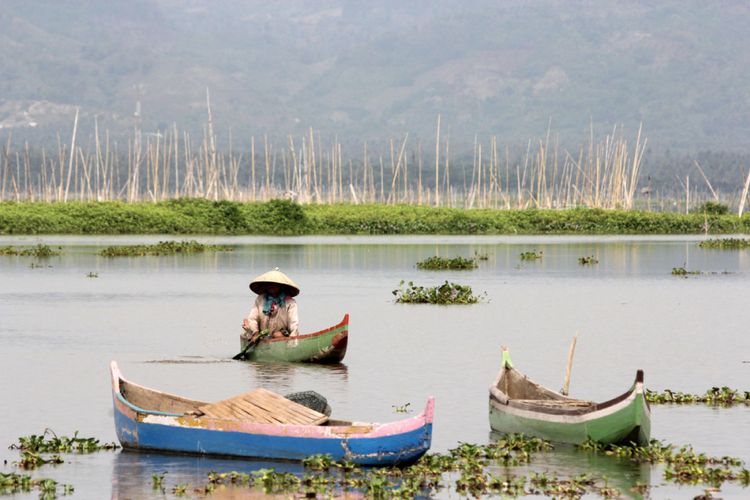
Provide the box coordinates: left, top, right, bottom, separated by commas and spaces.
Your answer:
242, 318, 251, 330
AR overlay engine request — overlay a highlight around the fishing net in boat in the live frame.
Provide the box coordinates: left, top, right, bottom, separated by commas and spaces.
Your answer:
284, 391, 332, 416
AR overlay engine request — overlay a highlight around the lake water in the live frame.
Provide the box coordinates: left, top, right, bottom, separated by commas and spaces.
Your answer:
1, 234, 749, 498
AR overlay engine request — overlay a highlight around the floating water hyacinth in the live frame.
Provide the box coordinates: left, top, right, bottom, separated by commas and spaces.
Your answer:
520, 250, 543, 261
416, 256, 478, 270
0, 244, 61, 257
11, 430, 119, 454
646, 387, 750, 405
183, 433, 750, 498
392, 280, 486, 304
99, 240, 233, 257
671, 266, 701, 276
578, 255, 598, 265
699, 238, 750, 249
0, 472, 72, 497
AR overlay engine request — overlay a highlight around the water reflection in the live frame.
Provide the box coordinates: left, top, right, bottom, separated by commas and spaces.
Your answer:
111, 449, 303, 500
242, 361, 348, 391
142, 356, 233, 364
488, 432, 651, 499
3, 236, 749, 287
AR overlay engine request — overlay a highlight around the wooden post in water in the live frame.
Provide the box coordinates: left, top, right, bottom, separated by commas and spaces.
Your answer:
434, 114, 440, 206
561, 335, 577, 396
739, 166, 750, 217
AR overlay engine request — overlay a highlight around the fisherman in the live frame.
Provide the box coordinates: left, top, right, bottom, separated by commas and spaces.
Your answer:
242, 268, 300, 343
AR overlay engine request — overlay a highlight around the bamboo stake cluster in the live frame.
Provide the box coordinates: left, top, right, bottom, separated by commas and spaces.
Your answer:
1, 118, 656, 210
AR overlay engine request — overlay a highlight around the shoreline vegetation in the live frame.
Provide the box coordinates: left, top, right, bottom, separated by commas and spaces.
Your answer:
2, 199, 750, 235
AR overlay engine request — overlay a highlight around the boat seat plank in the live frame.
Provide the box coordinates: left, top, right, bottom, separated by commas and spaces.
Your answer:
196, 388, 329, 425
513, 399, 595, 408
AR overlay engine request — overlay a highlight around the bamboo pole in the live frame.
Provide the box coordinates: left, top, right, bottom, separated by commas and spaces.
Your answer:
362, 141, 368, 203
337, 141, 343, 202
23, 142, 30, 200
694, 160, 718, 202
417, 143, 423, 205
738, 166, 750, 217
379, 156, 385, 203
63, 108, 79, 202
445, 137, 451, 208
263, 134, 271, 201
434, 114, 440, 206
250, 136, 256, 201
1, 134, 11, 200
388, 134, 409, 204
561, 335, 577, 396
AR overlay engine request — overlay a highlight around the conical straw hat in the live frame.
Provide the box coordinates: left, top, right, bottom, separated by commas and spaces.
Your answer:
249, 268, 300, 297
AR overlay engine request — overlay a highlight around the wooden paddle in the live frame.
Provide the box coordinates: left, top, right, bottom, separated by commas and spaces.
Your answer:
232, 334, 262, 360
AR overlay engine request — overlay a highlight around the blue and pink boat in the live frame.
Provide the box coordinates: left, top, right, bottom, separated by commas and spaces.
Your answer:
110, 361, 434, 465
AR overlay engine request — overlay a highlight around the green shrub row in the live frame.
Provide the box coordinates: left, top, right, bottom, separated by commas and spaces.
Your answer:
1, 199, 750, 235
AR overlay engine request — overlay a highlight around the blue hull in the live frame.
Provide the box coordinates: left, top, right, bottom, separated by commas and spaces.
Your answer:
115, 406, 431, 465
110, 361, 434, 466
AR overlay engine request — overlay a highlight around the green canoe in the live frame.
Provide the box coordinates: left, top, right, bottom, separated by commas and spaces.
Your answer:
489, 349, 650, 445
239, 314, 348, 363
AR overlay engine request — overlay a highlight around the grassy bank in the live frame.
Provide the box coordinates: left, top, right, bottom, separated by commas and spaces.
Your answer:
1, 199, 749, 235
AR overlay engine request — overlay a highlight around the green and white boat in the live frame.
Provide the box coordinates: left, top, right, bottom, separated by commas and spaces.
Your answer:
239, 314, 348, 363
489, 349, 651, 445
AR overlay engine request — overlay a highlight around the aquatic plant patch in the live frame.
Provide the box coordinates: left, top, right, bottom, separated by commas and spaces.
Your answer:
0, 472, 72, 497
14, 451, 64, 470
151, 471, 168, 492
392, 280, 486, 304
671, 266, 701, 276
578, 438, 750, 490
11, 431, 119, 453
578, 255, 599, 265
520, 250, 543, 260
699, 238, 750, 249
99, 240, 233, 257
4, 431, 116, 497
392, 402, 412, 413
646, 387, 750, 405
416, 255, 478, 270
184, 434, 646, 498
0, 244, 61, 257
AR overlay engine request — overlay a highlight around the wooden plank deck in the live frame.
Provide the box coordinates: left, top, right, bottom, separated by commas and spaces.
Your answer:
196, 388, 329, 425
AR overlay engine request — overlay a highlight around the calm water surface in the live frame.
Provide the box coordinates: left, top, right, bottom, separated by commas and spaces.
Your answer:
1, 235, 749, 498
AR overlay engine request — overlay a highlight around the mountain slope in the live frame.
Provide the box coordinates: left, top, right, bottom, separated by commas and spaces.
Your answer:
1, 0, 749, 151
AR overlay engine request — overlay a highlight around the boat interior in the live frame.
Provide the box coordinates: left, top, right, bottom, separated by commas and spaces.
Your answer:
120, 378, 208, 414
497, 368, 596, 410
119, 377, 360, 427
